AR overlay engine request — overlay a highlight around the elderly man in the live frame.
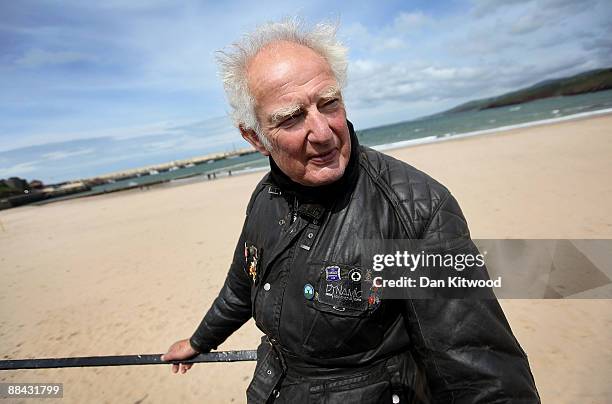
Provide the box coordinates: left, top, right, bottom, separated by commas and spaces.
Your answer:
163, 20, 540, 403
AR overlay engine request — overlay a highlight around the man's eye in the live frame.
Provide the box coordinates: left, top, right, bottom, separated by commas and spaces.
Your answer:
321, 99, 339, 110
279, 113, 302, 127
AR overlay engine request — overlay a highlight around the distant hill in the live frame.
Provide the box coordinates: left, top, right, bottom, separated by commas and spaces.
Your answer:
445, 67, 612, 113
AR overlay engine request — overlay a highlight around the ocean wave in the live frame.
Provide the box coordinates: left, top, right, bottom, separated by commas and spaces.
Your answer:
369, 108, 612, 152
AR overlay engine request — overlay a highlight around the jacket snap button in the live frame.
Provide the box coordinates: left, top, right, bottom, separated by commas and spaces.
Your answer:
392, 394, 400, 403
263, 283, 271, 291
307, 232, 314, 239
267, 369, 272, 375
278, 219, 285, 225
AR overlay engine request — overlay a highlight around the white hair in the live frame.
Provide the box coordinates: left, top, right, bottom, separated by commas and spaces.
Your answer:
216, 18, 348, 150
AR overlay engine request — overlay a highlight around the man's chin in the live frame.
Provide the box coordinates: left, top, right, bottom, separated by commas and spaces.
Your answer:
303, 166, 346, 187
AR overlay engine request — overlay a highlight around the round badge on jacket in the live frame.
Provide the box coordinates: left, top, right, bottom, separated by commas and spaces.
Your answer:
303, 283, 315, 300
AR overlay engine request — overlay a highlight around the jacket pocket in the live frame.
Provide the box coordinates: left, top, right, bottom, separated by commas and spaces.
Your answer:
301, 263, 386, 357
307, 363, 393, 404
324, 379, 392, 404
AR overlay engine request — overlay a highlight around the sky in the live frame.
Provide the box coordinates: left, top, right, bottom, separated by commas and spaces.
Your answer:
1, 0, 611, 183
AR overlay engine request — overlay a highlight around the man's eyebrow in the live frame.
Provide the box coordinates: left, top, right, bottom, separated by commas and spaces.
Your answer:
270, 104, 303, 124
318, 86, 342, 100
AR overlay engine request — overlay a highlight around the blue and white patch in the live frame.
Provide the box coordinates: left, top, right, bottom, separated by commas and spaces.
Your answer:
325, 265, 341, 282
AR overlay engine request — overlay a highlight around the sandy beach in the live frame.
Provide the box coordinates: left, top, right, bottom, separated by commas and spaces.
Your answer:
1, 114, 611, 403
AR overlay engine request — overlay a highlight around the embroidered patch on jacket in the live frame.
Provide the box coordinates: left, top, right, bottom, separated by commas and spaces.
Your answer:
325, 265, 341, 282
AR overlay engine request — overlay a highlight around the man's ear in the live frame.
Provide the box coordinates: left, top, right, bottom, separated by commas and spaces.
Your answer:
240, 125, 271, 156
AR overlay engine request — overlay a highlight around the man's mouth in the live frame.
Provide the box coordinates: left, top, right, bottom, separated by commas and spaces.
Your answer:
309, 149, 338, 165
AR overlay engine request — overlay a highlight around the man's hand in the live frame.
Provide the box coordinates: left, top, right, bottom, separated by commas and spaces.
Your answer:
161, 339, 198, 374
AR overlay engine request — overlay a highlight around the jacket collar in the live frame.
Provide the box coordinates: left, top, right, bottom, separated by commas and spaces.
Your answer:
268, 120, 360, 204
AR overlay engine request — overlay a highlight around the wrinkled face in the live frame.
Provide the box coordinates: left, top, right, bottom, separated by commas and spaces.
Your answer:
241, 41, 351, 186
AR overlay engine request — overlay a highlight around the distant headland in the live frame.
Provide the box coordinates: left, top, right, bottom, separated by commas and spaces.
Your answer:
444, 67, 612, 114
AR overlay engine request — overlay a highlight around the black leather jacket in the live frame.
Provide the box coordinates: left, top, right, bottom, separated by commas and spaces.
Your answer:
190, 122, 540, 403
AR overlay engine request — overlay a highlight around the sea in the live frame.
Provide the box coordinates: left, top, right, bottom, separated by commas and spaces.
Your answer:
53, 89, 612, 200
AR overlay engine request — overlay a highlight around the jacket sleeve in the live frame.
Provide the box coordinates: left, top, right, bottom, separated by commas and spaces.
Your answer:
189, 218, 253, 353
402, 190, 541, 403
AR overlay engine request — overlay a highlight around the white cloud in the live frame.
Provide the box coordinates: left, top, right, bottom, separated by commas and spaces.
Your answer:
42, 148, 95, 161
14, 49, 99, 68
347, 61, 487, 110
145, 140, 178, 151
510, 13, 543, 35
0, 162, 38, 177
372, 37, 406, 51
472, 0, 532, 18
108, 121, 185, 140
393, 11, 429, 31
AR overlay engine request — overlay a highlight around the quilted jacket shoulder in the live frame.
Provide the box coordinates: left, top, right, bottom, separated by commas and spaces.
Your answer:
359, 146, 470, 241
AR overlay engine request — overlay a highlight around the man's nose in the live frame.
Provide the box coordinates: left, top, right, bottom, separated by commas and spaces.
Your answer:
306, 109, 334, 144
